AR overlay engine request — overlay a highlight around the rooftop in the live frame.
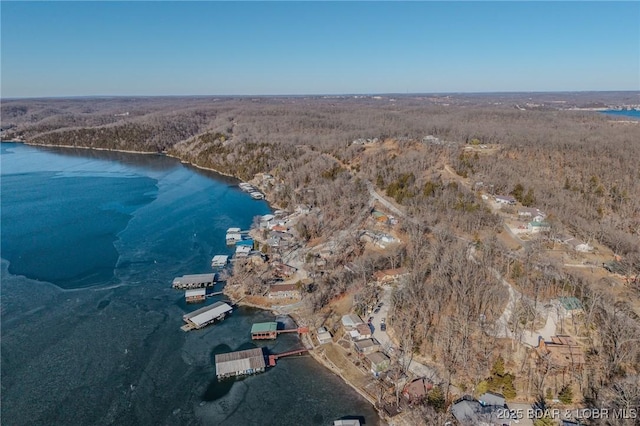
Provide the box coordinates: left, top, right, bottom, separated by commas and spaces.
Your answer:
251, 322, 278, 333
215, 348, 266, 376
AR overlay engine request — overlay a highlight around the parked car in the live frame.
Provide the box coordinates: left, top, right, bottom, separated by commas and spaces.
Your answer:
380, 323, 387, 331
374, 307, 381, 314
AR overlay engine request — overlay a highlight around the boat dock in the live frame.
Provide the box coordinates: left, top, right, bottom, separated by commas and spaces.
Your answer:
185, 288, 207, 303
251, 322, 310, 340
181, 301, 233, 331
172, 273, 220, 289
215, 348, 266, 379
211, 255, 229, 268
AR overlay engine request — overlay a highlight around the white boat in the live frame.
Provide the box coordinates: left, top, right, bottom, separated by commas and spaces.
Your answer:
250, 191, 265, 200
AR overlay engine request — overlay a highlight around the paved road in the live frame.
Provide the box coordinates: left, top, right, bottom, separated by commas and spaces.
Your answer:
489, 267, 560, 347
369, 285, 442, 384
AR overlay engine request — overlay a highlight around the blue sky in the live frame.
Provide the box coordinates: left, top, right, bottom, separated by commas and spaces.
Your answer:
1, 1, 638, 97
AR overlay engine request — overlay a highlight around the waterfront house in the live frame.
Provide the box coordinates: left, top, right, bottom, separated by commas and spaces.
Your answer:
354, 338, 381, 355
268, 283, 301, 299
316, 327, 333, 345
366, 351, 390, 376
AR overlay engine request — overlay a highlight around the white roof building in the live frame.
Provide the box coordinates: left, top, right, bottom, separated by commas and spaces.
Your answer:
183, 301, 232, 329
341, 314, 364, 329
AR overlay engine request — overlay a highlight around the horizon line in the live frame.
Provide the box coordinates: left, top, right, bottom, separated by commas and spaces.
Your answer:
3, 89, 640, 101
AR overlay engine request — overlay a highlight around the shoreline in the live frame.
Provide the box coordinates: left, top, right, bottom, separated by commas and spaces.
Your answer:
11, 138, 384, 420
225, 290, 384, 418
9, 139, 286, 210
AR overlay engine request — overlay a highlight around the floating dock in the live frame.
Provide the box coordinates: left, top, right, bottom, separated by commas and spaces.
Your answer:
211, 255, 229, 268
181, 301, 232, 331
172, 273, 219, 289
251, 322, 279, 340
215, 348, 266, 379
185, 288, 207, 303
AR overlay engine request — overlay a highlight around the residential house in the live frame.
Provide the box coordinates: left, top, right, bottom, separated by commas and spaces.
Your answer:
316, 327, 333, 345
450, 395, 506, 426
495, 195, 516, 205
528, 221, 551, 233
478, 392, 506, 408
535, 335, 585, 372
271, 262, 297, 279
366, 351, 390, 376
341, 314, 364, 330
260, 214, 276, 229
268, 283, 301, 299
349, 323, 373, 341
403, 378, 433, 403
518, 207, 546, 222
354, 338, 381, 355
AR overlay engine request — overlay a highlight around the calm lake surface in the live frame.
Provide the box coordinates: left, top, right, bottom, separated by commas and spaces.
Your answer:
0, 142, 380, 426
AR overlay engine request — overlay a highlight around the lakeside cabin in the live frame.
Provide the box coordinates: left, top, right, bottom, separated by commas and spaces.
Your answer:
181, 301, 232, 331
215, 348, 266, 379
251, 322, 279, 340
172, 273, 217, 289
185, 288, 206, 304
211, 255, 229, 268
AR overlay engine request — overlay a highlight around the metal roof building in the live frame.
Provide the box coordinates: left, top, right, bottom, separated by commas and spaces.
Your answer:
172, 273, 217, 289
215, 348, 266, 379
251, 322, 278, 340
211, 255, 229, 268
185, 288, 206, 303
183, 301, 232, 329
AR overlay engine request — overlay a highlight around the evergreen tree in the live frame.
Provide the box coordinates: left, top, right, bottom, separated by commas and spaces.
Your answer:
558, 385, 573, 404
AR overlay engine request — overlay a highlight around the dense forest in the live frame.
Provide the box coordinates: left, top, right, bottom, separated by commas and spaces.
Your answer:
2, 93, 639, 424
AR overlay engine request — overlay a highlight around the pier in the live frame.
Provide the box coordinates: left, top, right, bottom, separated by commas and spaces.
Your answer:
251, 322, 310, 340
268, 348, 309, 367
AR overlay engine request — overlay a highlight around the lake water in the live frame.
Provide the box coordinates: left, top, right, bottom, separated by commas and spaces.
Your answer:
600, 109, 640, 118
0, 143, 380, 426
